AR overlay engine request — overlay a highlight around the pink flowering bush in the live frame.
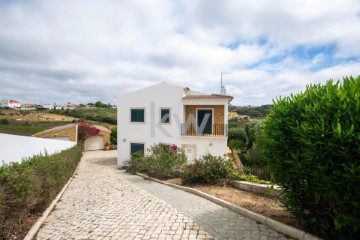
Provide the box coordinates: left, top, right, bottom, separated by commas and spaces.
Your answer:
77, 118, 100, 142
126, 143, 187, 179
182, 154, 236, 184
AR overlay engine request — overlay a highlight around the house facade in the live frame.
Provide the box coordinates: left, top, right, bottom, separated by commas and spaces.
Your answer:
0, 100, 21, 108
117, 82, 233, 166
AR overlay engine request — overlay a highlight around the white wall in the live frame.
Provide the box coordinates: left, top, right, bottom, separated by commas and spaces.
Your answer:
181, 136, 228, 157
0, 133, 76, 165
117, 82, 184, 165
117, 82, 230, 166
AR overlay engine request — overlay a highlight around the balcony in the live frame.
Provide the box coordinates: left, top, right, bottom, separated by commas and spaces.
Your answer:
181, 124, 228, 137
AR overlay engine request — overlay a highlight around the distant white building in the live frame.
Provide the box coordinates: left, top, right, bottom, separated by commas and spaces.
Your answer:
37, 104, 54, 110
63, 103, 79, 110
0, 100, 21, 109
116, 82, 233, 166
20, 104, 36, 110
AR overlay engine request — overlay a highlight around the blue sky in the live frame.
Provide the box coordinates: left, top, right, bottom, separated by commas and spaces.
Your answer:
0, 0, 359, 105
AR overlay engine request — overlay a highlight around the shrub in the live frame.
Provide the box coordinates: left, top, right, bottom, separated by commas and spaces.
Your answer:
236, 173, 271, 185
0, 119, 9, 125
125, 151, 146, 174
228, 139, 245, 150
110, 127, 117, 145
243, 166, 271, 182
145, 144, 187, 179
126, 143, 187, 179
263, 76, 360, 239
182, 154, 235, 184
228, 121, 239, 129
0, 145, 82, 239
228, 127, 246, 141
245, 121, 263, 149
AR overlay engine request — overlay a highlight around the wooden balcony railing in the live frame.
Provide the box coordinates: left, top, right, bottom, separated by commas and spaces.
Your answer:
181, 124, 228, 137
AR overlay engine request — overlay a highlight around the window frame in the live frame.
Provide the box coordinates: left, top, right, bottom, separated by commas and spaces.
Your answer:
130, 108, 145, 123
130, 142, 145, 155
160, 107, 171, 124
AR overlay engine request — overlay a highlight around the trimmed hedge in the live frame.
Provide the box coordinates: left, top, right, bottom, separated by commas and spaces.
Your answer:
0, 145, 82, 239
263, 76, 360, 239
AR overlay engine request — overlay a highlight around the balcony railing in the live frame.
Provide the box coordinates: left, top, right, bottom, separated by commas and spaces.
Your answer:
181, 124, 228, 137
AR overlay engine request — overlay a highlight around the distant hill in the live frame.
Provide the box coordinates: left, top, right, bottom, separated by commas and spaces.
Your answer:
229, 104, 273, 118
51, 107, 117, 124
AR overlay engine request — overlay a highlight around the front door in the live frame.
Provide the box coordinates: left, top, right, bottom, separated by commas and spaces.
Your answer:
197, 109, 212, 135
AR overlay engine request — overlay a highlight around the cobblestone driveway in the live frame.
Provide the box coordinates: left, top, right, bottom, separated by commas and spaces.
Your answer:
36, 151, 212, 240
36, 151, 291, 240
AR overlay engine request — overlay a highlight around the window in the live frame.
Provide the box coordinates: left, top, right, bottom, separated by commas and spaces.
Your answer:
131, 108, 145, 122
160, 108, 170, 124
130, 143, 145, 155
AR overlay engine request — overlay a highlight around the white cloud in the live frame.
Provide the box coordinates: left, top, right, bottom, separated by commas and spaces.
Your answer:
0, 0, 359, 106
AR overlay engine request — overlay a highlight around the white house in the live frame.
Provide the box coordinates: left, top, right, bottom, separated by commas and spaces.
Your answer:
0, 100, 21, 108
116, 82, 233, 166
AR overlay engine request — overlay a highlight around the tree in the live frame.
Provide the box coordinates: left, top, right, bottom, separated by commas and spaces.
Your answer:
94, 101, 105, 108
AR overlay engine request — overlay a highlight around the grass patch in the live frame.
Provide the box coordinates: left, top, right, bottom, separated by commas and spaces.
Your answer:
0, 120, 73, 136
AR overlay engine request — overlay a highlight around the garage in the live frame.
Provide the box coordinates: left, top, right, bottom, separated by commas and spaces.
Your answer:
84, 135, 105, 151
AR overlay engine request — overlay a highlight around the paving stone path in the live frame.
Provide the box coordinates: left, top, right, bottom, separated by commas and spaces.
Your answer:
120, 173, 291, 240
36, 151, 292, 240
36, 151, 212, 240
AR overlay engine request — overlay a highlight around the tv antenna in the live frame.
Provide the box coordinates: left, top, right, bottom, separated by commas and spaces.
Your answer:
221, 72, 232, 88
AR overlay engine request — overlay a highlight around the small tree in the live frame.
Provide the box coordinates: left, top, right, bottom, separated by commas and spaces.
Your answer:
110, 127, 117, 145
263, 76, 360, 239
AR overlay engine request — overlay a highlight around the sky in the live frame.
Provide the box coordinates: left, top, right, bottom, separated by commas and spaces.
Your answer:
0, 0, 359, 106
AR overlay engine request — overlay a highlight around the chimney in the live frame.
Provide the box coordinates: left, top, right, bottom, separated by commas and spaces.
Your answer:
220, 86, 226, 95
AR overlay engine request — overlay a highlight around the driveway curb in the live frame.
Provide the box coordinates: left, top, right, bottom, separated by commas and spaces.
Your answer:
24, 158, 82, 240
137, 173, 321, 240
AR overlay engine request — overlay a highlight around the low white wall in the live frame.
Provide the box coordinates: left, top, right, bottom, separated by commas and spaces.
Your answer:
0, 133, 77, 165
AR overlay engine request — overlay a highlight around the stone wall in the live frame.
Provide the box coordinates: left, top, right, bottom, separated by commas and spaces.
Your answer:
34, 126, 77, 142
100, 130, 110, 145
34, 125, 110, 144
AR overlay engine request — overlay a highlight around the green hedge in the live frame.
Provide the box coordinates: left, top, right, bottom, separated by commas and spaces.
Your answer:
263, 76, 360, 239
0, 145, 82, 239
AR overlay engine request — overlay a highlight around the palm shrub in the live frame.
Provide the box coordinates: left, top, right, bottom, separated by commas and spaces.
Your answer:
263, 76, 360, 239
